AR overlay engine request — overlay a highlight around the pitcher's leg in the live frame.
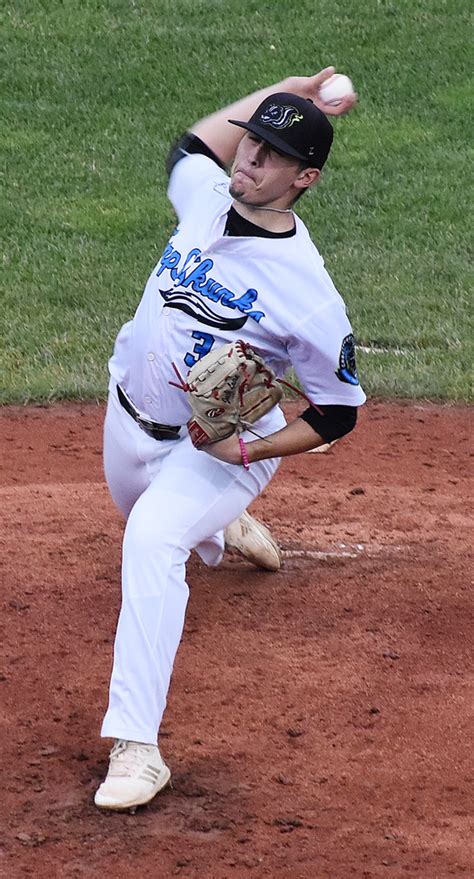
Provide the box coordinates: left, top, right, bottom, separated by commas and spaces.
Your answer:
103, 388, 171, 519
101, 522, 190, 744
101, 444, 277, 745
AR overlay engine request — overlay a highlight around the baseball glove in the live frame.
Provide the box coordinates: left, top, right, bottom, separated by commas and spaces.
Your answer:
183, 340, 283, 448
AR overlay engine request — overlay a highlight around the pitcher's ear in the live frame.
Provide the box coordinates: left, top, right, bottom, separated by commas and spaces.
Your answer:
295, 167, 320, 190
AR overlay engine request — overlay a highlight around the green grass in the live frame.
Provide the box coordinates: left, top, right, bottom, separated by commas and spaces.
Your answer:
1, 0, 472, 402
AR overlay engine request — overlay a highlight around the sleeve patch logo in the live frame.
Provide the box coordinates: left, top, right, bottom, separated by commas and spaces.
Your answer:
336, 334, 360, 385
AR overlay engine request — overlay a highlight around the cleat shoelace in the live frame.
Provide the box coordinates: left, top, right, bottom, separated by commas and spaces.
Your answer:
108, 740, 157, 777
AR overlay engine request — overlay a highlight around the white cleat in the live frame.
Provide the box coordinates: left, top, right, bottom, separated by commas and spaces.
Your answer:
94, 739, 171, 812
224, 511, 281, 572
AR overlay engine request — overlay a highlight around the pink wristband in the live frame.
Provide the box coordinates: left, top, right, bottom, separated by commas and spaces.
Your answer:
239, 437, 250, 471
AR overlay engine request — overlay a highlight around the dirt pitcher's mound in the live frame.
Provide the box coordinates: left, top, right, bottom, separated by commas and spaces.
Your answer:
1, 400, 472, 879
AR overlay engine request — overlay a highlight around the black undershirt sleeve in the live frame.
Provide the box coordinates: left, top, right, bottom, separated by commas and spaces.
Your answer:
300, 404, 357, 443
166, 132, 226, 176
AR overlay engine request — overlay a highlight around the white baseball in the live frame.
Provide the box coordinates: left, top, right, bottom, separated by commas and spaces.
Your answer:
319, 73, 354, 107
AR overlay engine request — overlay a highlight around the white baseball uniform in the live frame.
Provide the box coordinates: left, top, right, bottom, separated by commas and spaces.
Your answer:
101, 152, 366, 745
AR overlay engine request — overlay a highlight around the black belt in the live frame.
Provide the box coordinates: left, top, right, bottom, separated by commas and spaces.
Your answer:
116, 385, 181, 441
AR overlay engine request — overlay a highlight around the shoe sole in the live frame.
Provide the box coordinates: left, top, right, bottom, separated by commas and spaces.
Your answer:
225, 514, 281, 571
227, 535, 281, 571
94, 767, 171, 813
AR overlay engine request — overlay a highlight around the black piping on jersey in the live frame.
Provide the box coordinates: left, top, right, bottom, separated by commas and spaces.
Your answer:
166, 132, 358, 442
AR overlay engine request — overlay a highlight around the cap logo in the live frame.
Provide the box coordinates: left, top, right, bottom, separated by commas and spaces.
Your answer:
260, 104, 303, 130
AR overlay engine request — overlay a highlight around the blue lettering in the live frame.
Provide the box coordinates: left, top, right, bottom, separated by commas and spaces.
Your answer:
246, 310, 265, 323
172, 247, 201, 283
232, 288, 258, 312
201, 279, 223, 302
155, 243, 266, 325
181, 258, 214, 290
219, 289, 237, 308
156, 243, 181, 277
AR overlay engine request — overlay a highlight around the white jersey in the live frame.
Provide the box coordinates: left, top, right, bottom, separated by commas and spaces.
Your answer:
109, 153, 366, 427
101, 150, 367, 757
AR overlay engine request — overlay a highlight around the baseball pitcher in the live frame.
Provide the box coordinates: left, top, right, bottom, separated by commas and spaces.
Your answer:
94, 67, 365, 811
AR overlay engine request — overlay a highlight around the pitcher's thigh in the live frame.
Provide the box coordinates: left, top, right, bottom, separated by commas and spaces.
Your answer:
126, 442, 277, 555
103, 394, 151, 518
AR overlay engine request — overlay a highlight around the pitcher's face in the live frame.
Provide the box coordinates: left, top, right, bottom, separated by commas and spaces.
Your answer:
230, 133, 316, 209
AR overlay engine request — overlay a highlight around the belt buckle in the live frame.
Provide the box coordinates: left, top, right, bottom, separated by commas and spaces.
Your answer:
137, 415, 159, 437
137, 415, 154, 431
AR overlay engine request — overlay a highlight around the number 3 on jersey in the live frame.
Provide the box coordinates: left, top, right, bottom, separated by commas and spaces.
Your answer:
184, 331, 215, 367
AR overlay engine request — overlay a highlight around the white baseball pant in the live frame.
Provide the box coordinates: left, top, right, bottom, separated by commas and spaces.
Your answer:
100, 386, 283, 745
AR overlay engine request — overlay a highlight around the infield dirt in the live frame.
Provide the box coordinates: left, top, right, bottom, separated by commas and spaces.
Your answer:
1, 400, 472, 879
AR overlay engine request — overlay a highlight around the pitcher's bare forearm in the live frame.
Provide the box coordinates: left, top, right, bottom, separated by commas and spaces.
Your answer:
204, 417, 327, 466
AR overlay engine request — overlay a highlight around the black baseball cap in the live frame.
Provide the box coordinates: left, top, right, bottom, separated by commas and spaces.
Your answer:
229, 92, 333, 169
